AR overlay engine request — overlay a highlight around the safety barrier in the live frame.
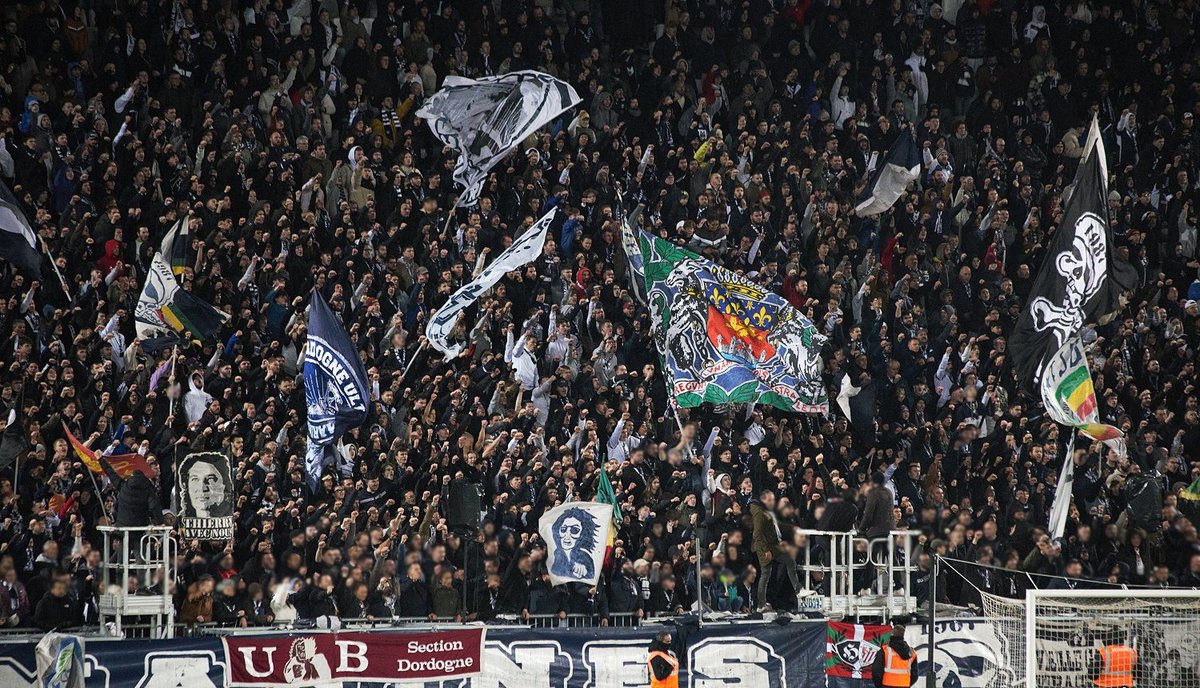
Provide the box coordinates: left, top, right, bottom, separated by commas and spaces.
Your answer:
794, 528, 920, 620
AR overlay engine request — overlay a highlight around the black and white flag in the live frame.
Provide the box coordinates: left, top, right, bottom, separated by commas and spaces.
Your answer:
0, 179, 43, 276
1010, 117, 1132, 382
425, 208, 556, 358
417, 71, 580, 207
854, 131, 921, 216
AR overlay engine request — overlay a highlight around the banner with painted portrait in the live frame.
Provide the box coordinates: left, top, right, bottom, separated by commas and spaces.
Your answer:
177, 452, 234, 541
538, 502, 613, 587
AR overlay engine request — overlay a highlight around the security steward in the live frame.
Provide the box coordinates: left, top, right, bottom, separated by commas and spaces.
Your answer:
648, 631, 679, 688
871, 623, 919, 688
1090, 640, 1138, 687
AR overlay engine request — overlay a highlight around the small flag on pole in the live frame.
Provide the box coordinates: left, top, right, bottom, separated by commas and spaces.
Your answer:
853, 131, 921, 217
159, 214, 191, 277
0, 178, 43, 276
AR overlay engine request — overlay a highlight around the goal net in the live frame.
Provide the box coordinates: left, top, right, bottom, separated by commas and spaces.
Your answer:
982, 589, 1200, 688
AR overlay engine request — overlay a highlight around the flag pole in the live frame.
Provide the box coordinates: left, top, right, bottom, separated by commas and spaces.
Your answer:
40, 237, 70, 294
398, 338, 428, 386
88, 453, 113, 523
167, 345, 178, 419
669, 405, 705, 626
167, 344, 179, 514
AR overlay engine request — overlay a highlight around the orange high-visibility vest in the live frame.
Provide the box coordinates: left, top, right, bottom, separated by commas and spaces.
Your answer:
1095, 645, 1137, 687
649, 650, 679, 688
881, 645, 914, 687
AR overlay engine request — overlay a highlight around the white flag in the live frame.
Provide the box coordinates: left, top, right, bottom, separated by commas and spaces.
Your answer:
36, 633, 85, 688
417, 71, 580, 207
425, 209, 556, 358
1048, 435, 1075, 542
134, 253, 180, 339
539, 501, 613, 587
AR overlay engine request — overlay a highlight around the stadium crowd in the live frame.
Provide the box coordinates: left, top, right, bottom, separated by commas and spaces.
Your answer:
0, 0, 1198, 632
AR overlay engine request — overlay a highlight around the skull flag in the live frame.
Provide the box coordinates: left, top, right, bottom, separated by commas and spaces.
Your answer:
539, 502, 613, 587
639, 232, 828, 412
1010, 117, 1133, 383
417, 71, 580, 208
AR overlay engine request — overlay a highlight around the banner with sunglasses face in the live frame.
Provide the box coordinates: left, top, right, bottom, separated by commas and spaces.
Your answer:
177, 452, 234, 541
538, 501, 612, 587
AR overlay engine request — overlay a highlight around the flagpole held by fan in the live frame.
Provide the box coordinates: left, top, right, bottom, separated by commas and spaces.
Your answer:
397, 336, 428, 387
668, 403, 707, 627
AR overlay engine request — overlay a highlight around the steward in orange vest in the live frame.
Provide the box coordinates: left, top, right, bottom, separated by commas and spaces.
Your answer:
1090, 644, 1137, 687
648, 631, 679, 688
871, 624, 918, 688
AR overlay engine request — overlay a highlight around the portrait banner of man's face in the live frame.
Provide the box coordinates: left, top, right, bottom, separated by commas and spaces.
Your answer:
538, 501, 613, 587
177, 451, 235, 541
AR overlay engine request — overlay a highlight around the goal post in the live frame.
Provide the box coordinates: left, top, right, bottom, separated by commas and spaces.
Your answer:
982, 588, 1200, 688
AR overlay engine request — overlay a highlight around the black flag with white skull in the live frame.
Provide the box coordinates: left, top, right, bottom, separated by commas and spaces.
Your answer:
1011, 117, 1132, 383
417, 71, 581, 208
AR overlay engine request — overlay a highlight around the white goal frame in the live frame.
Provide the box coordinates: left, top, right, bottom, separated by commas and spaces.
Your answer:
1023, 588, 1200, 687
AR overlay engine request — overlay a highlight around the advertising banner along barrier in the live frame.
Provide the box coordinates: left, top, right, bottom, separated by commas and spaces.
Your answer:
0, 620, 828, 688
223, 628, 485, 686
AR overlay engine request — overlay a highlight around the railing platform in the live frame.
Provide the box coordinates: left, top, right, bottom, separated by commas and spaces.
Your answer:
96, 526, 177, 638
795, 528, 920, 621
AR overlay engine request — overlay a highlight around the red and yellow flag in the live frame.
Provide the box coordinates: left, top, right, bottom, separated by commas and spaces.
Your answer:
64, 426, 157, 479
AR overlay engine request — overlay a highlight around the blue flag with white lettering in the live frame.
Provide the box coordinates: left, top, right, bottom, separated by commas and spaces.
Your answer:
303, 290, 370, 488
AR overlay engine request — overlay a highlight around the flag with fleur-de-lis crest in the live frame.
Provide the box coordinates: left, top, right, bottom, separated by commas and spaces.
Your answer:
639, 232, 828, 412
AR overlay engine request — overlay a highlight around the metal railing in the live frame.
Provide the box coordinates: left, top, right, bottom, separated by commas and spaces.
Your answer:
7, 612, 653, 640
795, 529, 920, 621
97, 526, 177, 638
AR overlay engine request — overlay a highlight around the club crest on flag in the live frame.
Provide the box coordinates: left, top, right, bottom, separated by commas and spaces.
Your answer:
641, 234, 827, 412
303, 334, 367, 445
830, 638, 879, 674
303, 290, 370, 488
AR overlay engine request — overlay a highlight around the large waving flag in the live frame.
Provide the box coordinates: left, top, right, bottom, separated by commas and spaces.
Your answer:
425, 208, 555, 358
64, 424, 157, 478
303, 290, 370, 488
1011, 117, 1133, 382
640, 233, 828, 412
854, 131, 920, 217
134, 253, 228, 342
539, 501, 614, 587
417, 71, 580, 207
